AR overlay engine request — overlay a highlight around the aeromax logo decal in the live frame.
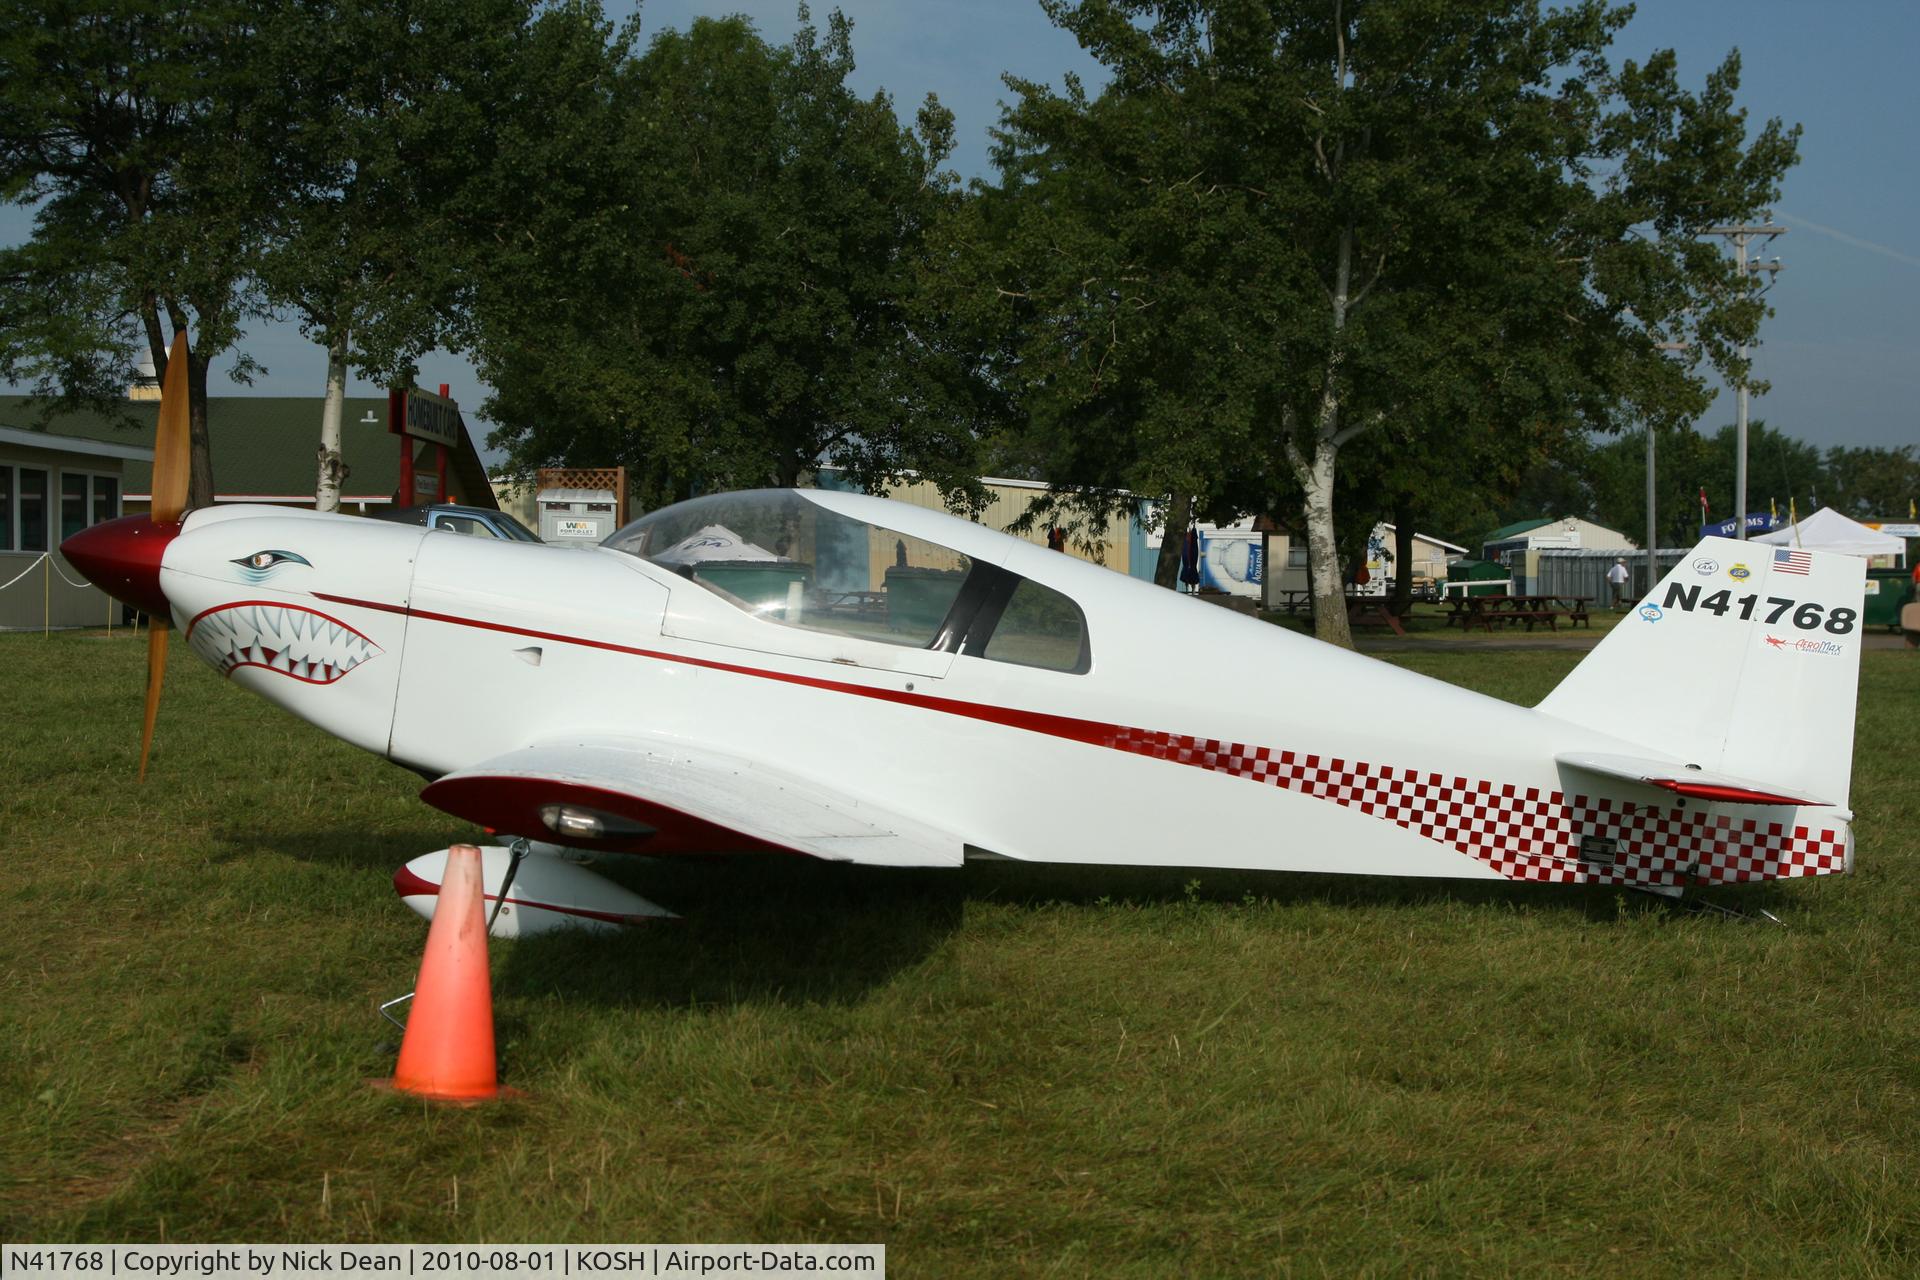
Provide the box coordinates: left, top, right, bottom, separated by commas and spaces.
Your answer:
1764, 634, 1844, 656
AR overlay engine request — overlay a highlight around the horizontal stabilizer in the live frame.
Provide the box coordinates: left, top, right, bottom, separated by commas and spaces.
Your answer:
1556, 752, 1829, 808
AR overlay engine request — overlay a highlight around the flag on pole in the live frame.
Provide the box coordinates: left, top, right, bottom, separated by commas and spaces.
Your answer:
1698, 487, 1710, 520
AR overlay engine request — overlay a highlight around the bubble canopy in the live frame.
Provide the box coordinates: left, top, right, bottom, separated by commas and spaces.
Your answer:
603, 490, 1090, 673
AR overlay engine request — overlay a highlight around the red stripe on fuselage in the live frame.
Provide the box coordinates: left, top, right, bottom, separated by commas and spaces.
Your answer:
312, 591, 1116, 746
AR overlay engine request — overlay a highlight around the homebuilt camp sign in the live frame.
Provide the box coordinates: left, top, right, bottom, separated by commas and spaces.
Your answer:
396, 386, 463, 449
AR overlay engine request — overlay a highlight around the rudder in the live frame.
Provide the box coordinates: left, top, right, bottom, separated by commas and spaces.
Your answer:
1536, 537, 1864, 809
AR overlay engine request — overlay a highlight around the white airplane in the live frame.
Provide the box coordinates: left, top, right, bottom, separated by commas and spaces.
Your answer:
64, 337, 1865, 930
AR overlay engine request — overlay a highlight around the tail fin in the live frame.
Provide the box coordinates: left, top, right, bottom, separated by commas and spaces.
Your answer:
1537, 538, 1864, 808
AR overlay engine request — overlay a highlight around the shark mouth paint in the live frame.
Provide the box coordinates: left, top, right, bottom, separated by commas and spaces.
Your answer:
187, 602, 381, 684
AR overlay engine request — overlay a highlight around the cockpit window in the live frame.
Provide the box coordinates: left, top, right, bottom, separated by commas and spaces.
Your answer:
603, 490, 972, 649
607, 490, 1092, 672
978, 578, 1088, 673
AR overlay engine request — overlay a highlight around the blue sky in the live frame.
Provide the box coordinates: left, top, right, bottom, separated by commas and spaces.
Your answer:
6, 0, 1915, 456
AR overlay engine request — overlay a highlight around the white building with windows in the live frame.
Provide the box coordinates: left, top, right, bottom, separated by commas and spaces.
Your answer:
0, 420, 150, 629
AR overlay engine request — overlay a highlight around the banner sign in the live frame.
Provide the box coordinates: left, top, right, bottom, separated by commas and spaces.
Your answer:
1700, 513, 1779, 537
392, 386, 464, 448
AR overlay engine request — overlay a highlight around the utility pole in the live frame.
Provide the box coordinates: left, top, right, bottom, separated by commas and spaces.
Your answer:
1704, 215, 1786, 539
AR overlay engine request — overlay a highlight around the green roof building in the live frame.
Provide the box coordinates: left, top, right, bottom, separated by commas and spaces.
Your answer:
0, 394, 497, 514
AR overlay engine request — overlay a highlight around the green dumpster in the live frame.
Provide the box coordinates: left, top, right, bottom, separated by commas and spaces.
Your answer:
884, 565, 967, 639
1863, 568, 1914, 630
1446, 559, 1509, 598
693, 560, 811, 619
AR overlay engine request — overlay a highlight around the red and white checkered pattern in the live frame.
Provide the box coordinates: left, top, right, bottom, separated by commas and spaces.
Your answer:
1103, 727, 1847, 886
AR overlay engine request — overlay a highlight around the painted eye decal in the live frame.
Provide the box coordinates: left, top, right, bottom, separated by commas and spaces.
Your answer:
230, 549, 311, 582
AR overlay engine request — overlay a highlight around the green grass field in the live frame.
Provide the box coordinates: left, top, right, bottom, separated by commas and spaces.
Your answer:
2, 632, 1915, 1275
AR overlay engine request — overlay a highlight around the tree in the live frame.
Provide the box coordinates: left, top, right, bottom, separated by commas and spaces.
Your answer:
926, 68, 1266, 586
966, 0, 1797, 644
250, 0, 566, 511
478, 9, 982, 509
1583, 424, 1714, 548
1823, 445, 1920, 522
0, 0, 270, 507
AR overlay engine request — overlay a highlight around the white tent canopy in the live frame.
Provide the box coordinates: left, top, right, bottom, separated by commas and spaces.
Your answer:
1754, 508, 1905, 559
651, 524, 784, 566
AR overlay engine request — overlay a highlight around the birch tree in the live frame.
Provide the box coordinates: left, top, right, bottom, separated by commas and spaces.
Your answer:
250, 0, 558, 511
980, 0, 1797, 644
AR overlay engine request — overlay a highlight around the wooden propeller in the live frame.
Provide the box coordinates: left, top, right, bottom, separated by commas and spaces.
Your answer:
140, 331, 192, 780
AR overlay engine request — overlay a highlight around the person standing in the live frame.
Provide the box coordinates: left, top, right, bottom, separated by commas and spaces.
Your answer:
1606, 557, 1630, 609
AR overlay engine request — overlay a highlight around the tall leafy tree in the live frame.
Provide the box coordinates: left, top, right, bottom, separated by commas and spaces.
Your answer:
964, 0, 1797, 644
250, 0, 558, 511
1823, 445, 1920, 523
928, 67, 1263, 585
0, 0, 270, 507
478, 9, 980, 507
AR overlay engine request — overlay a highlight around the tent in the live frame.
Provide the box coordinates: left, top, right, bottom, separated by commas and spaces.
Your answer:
1753, 508, 1906, 560
651, 524, 784, 566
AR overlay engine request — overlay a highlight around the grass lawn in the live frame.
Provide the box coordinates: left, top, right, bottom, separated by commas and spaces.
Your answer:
1, 631, 1915, 1275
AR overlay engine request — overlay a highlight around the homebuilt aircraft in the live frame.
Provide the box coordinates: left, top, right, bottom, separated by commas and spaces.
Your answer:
63, 337, 1864, 930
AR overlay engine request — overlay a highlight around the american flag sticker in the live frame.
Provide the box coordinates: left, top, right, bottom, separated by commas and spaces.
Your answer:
1774, 548, 1813, 576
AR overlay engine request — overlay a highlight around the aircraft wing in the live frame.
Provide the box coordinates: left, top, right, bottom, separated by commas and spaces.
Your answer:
419, 735, 966, 867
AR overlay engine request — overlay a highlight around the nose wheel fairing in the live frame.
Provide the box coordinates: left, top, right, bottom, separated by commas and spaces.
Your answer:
395, 844, 676, 937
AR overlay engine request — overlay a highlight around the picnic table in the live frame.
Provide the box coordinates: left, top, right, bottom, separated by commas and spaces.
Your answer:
1445, 594, 1592, 633
1272, 588, 1315, 614
1345, 597, 1408, 636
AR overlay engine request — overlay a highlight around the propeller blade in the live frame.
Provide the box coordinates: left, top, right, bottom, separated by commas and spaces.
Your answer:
139, 623, 169, 782
150, 331, 191, 523
137, 327, 189, 779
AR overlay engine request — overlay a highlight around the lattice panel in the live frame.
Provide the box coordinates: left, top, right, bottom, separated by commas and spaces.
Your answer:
537, 467, 628, 524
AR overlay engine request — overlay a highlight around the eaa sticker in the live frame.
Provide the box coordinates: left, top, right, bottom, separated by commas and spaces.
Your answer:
1638, 603, 1664, 623
1728, 563, 1751, 582
1692, 557, 1720, 576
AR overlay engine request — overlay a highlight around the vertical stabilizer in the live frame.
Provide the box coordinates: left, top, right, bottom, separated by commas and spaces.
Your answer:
1536, 538, 1864, 808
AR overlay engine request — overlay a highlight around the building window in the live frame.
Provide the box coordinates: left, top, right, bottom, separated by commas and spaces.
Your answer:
92, 475, 119, 526
18, 467, 49, 552
0, 468, 13, 551
61, 472, 89, 541
55, 471, 122, 543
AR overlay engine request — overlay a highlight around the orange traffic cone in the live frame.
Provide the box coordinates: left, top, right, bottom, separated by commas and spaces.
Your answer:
387, 844, 505, 1101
